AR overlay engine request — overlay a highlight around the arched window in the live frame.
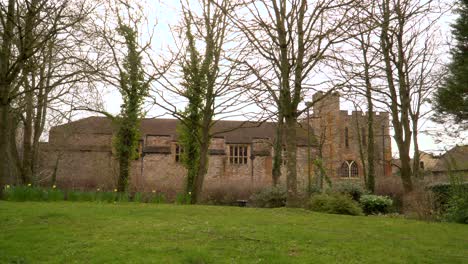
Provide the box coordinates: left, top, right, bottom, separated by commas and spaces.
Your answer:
339, 160, 358, 178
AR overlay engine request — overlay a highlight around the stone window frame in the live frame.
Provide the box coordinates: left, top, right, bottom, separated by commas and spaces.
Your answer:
339, 160, 358, 178
228, 144, 249, 165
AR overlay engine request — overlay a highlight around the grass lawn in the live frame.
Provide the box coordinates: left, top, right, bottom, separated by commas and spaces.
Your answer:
0, 202, 467, 263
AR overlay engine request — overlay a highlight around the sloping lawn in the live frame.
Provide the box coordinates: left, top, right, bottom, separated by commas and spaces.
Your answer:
0, 202, 467, 263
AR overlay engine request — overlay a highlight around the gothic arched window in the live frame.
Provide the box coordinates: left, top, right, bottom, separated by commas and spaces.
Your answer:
339, 160, 358, 178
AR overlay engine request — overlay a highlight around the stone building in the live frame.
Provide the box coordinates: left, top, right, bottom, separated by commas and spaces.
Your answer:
38, 93, 392, 198
309, 92, 393, 183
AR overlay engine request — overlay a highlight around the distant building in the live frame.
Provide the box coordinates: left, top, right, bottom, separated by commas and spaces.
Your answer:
418, 145, 468, 183
38, 93, 392, 199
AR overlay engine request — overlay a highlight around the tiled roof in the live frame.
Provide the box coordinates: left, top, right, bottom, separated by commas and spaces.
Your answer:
50, 116, 315, 146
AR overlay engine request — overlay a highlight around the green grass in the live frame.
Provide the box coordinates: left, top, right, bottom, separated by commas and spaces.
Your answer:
0, 202, 467, 263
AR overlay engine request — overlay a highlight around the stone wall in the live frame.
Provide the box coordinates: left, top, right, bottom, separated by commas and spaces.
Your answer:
310, 92, 392, 184
38, 134, 316, 199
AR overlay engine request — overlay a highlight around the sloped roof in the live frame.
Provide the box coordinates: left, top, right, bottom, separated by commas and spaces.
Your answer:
50, 116, 315, 146
432, 145, 468, 172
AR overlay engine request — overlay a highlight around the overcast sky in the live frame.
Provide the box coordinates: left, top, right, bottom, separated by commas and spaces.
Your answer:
93, 0, 466, 156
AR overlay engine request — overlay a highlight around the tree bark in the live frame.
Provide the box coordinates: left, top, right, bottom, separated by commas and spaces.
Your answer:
272, 113, 283, 186
192, 120, 211, 204
284, 116, 299, 207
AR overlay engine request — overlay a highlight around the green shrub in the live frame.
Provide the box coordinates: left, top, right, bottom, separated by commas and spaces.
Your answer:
149, 192, 166, 204
429, 182, 468, 208
249, 186, 286, 208
44, 188, 65, 201
116, 193, 130, 202
334, 182, 366, 201
133, 192, 143, 202
175, 193, 191, 204
360, 195, 393, 215
308, 193, 362, 216
445, 194, 468, 224
96, 191, 118, 202
443, 177, 468, 224
3, 185, 45, 202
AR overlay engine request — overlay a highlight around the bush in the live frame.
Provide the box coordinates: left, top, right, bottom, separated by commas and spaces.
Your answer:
443, 177, 468, 224
429, 182, 468, 207
3, 185, 45, 201
149, 192, 166, 204
133, 192, 143, 202
334, 182, 366, 201
402, 188, 439, 221
308, 193, 362, 216
44, 188, 65, 201
360, 195, 393, 215
175, 193, 191, 204
375, 177, 405, 212
67, 191, 95, 202
249, 186, 286, 208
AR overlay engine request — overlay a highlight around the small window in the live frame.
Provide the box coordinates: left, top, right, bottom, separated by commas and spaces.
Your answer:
339, 160, 358, 178
175, 144, 183, 163
229, 144, 248, 164
345, 127, 349, 148
419, 161, 424, 170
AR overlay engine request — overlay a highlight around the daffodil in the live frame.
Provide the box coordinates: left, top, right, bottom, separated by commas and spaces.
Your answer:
97, 188, 100, 192
27, 183, 31, 187
188, 192, 192, 195
5, 185, 10, 189
152, 190, 156, 193
52, 185, 56, 189
114, 189, 117, 192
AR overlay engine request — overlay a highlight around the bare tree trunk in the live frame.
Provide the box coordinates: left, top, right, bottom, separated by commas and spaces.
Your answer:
380, 0, 413, 192
272, 113, 283, 186
412, 120, 420, 178
284, 116, 298, 207
366, 109, 375, 192
22, 95, 34, 184
193, 125, 210, 203
0, 102, 11, 184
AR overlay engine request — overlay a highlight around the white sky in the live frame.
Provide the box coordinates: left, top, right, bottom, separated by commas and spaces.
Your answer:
94, 0, 466, 156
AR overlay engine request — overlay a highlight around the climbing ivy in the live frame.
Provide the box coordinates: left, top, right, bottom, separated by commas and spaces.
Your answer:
178, 22, 206, 200
113, 24, 148, 192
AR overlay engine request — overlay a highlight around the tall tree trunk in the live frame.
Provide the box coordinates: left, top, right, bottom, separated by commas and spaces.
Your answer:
117, 139, 131, 192
192, 123, 210, 204
412, 120, 420, 178
380, 0, 412, 192
22, 83, 34, 184
0, 102, 11, 185
0, 0, 16, 186
272, 113, 283, 186
284, 116, 298, 207
366, 110, 375, 192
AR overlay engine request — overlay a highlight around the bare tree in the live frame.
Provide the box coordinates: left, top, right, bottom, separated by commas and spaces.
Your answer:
153, 0, 255, 203
336, 0, 447, 192
216, 0, 358, 206
0, 0, 98, 185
